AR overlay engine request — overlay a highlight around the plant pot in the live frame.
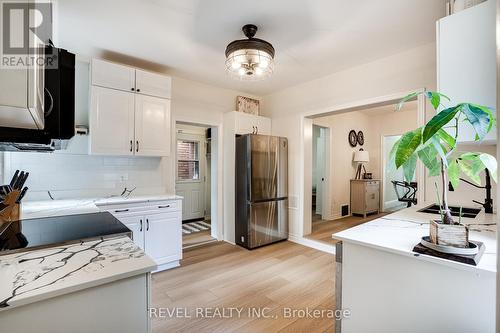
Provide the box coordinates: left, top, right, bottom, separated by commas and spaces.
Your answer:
429, 220, 469, 248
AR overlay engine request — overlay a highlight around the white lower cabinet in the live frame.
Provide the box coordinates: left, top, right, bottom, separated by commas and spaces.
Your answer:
101, 200, 182, 272
144, 212, 182, 266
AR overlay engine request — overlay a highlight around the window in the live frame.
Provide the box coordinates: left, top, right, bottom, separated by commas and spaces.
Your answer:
177, 140, 200, 181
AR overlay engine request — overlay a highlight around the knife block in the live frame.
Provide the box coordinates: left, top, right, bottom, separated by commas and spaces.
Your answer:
0, 191, 21, 223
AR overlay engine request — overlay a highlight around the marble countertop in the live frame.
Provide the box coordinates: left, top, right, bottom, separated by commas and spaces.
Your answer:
0, 236, 156, 311
333, 204, 497, 275
20, 194, 183, 220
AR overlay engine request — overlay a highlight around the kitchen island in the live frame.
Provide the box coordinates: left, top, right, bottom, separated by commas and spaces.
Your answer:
0, 235, 156, 333
333, 205, 496, 333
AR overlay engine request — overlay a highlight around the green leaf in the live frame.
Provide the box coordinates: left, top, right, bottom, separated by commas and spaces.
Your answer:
422, 106, 461, 143
458, 158, 482, 186
402, 154, 417, 183
397, 92, 418, 111
395, 128, 422, 168
461, 104, 491, 141
448, 160, 460, 190
387, 137, 401, 174
471, 104, 496, 133
436, 129, 456, 150
426, 92, 450, 110
431, 136, 448, 168
479, 153, 498, 183
417, 144, 439, 171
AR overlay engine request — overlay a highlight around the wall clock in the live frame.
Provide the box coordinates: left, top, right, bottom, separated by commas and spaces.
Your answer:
357, 131, 365, 146
348, 130, 358, 147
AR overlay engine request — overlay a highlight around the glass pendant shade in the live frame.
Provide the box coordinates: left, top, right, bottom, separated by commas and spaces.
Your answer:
225, 24, 275, 80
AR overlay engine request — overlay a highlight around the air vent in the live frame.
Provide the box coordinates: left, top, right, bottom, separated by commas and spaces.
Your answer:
341, 205, 349, 217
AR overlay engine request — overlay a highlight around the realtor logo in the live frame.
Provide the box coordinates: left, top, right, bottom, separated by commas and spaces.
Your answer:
1, 1, 53, 68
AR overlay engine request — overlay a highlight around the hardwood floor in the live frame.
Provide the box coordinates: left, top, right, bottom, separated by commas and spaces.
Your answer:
306, 212, 389, 245
151, 241, 335, 333
183, 230, 215, 248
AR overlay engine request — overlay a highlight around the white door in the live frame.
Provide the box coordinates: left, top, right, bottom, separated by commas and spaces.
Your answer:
144, 212, 182, 265
135, 69, 172, 99
90, 86, 135, 155
91, 59, 136, 92
117, 215, 145, 250
315, 131, 326, 215
135, 95, 171, 156
175, 132, 206, 221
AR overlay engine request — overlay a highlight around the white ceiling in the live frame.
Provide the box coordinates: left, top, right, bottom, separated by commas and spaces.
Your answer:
57, 0, 445, 96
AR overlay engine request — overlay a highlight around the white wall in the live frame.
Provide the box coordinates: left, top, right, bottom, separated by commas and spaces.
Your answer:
262, 43, 437, 239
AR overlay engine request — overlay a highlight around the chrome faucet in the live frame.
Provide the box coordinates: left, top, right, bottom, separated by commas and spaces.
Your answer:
449, 169, 493, 214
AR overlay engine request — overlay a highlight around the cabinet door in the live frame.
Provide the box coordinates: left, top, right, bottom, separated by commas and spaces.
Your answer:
135, 69, 172, 99
144, 212, 182, 265
255, 117, 271, 135
437, 0, 496, 142
90, 86, 135, 155
365, 182, 380, 212
117, 215, 145, 250
92, 59, 136, 92
135, 95, 171, 156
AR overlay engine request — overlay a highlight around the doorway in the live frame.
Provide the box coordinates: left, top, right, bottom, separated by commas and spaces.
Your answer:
312, 125, 329, 223
175, 123, 217, 248
302, 90, 426, 248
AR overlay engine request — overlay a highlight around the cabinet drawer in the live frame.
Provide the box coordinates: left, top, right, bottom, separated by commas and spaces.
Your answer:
99, 199, 182, 215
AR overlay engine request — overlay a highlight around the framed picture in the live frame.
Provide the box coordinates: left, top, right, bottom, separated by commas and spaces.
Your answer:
236, 96, 260, 115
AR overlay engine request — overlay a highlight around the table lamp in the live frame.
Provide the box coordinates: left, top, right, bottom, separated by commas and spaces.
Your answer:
353, 149, 369, 179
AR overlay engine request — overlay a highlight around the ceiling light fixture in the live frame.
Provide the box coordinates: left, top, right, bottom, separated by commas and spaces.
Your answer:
225, 24, 275, 80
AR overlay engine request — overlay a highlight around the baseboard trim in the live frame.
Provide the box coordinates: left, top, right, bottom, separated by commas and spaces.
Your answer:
288, 234, 335, 254
153, 260, 180, 273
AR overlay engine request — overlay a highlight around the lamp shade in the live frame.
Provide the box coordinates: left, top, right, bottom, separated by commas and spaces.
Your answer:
353, 150, 370, 163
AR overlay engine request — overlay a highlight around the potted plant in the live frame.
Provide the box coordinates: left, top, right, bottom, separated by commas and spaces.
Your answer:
390, 91, 497, 250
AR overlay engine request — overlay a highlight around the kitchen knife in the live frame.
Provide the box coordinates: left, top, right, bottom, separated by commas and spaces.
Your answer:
16, 187, 28, 203
10, 170, 19, 187
17, 172, 29, 190
13, 171, 25, 190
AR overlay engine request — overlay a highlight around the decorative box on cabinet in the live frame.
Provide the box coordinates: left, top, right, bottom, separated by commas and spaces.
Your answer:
350, 179, 380, 218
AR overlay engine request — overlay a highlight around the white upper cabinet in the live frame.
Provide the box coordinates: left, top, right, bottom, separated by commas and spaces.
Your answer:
135, 95, 171, 156
232, 111, 271, 135
90, 86, 135, 155
437, 0, 496, 143
89, 59, 172, 156
135, 69, 172, 99
91, 59, 136, 92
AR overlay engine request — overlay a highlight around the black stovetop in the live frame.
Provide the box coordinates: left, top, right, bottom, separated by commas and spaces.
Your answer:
0, 212, 131, 254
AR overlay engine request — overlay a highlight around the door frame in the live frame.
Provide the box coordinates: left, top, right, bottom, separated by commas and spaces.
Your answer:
173, 120, 222, 241
301, 89, 427, 237
311, 124, 331, 220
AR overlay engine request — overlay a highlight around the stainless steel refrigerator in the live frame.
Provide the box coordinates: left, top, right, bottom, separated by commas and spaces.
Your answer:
235, 134, 288, 249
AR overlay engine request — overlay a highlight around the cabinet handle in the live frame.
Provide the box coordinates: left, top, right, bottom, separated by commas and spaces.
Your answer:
146, 218, 149, 231
131, 88, 135, 91
136, 140, 139, 152
158, 205, 171, 209
130, 140, 133, 152
252, 126, 255, 134
255, 126, 258, 134
136, 89, 141, 93
140, 219, 143, 232
114, 209, 129, 213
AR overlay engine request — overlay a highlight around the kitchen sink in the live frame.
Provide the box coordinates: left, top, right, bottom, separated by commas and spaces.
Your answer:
418, 204, 481, 219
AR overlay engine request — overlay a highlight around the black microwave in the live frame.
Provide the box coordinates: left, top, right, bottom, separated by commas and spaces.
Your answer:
0, 45, 75, 152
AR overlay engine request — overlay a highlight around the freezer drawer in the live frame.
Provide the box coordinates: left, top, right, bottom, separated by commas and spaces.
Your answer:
247, 199, 288, 249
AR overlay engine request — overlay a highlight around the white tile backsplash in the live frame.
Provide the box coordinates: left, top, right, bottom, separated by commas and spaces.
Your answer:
2, 151, 165, 201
